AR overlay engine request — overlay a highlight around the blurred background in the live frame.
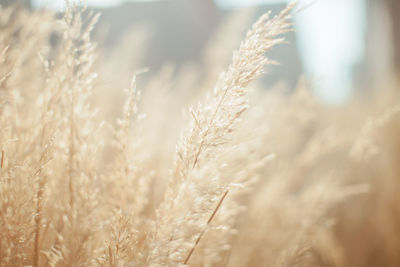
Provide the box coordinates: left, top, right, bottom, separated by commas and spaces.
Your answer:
4, 0, 399, 105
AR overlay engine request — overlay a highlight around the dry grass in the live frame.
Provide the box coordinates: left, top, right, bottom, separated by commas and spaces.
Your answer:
1, 2, 400, 267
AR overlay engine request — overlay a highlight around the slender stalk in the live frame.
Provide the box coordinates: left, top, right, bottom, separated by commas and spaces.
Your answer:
33, 149, 51, 267
33, 178, 44, 267
1, 150, 4, 169
184, 190, 229, 265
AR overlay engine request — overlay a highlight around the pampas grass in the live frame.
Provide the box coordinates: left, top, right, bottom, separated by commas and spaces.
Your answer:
1, 1, 400, 267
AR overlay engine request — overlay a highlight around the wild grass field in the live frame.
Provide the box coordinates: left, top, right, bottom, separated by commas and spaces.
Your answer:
1, 2, 400, 266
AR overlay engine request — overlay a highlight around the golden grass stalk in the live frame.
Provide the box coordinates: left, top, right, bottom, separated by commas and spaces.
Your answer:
2, 2, 400, 267
146, 3, 295, 265
184, 189, 229, 265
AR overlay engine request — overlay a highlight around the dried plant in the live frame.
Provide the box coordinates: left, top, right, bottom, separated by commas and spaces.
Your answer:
1, 1, 400, 267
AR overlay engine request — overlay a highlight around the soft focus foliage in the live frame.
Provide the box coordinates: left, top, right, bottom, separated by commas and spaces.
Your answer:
1, 2, 400, 267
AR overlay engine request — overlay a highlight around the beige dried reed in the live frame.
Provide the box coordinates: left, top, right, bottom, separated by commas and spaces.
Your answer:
2, 1, 400, 267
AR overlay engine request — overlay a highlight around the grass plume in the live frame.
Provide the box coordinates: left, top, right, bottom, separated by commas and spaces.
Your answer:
1, 1, 400, 267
